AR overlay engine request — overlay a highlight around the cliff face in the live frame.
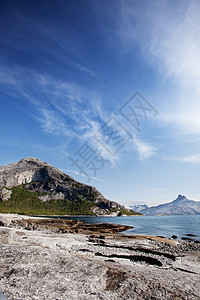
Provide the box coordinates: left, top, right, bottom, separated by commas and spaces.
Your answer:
0, 157, 74, 189
0, 157, 135, 216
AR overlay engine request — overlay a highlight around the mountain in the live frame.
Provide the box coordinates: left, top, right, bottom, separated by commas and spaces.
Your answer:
129, 204, 148, 213
140, 194, 200, 215
0, 157, 138, 216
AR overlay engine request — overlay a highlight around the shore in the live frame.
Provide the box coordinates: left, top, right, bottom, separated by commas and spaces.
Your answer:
0, 213, 200, 299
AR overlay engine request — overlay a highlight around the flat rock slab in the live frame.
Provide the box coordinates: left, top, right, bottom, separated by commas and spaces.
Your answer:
1, 239, 200, 300
0, 214, 200, 299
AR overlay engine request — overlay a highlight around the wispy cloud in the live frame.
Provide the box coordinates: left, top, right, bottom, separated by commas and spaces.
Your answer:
81, 119, 119, 167
61, 169, 105, 182
118, 1, 200, 135
181, 154, 200, 164
0, 66, 119, 165
165, 154, 200, 164
132, 136, 157, 161
75, 63, 101, 79
37, 108, 76, 137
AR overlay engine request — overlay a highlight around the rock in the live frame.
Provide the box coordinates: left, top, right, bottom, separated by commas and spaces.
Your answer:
1, 218, 200, 300
0, 188, 12, 201
181, 237, 195, 242
10, 217, 132, 234
194, 240, 200, 244
186, 234, 198, 237
0, 214, 11, 226
39, 192, 65, 202
0, 228, 15, 244
171, 235, 178, 239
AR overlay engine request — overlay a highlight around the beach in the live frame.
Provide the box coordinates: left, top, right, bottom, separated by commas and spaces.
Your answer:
0, 214, 200, 299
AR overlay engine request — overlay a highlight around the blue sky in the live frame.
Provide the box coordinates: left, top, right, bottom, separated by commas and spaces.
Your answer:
1, 0, 200, 206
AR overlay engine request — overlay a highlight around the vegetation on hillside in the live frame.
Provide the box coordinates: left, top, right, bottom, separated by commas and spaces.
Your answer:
117, 208, 141, 216
0, 184, 141, 216
0, 185, 95, 215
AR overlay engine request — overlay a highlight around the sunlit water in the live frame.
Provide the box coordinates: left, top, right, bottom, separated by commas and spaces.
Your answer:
51, 215, 200, 241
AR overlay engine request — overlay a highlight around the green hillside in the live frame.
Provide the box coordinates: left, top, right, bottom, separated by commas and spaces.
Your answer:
0, 185, 140, 216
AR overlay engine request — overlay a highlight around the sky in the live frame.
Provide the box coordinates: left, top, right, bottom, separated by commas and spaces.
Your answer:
1, 0, 200, 207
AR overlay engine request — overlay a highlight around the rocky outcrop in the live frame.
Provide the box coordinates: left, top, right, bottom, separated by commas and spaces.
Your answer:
10, 217, 132, 234
0, 214, 200, 300
0, 214, 11, 226
0, 157, 135, 216
0, 157, 79, 190
0, 188, 12, 201
0, 162, 41, 188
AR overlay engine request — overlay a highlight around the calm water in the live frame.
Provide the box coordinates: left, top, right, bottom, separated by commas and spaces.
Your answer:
55, 215, 200, 241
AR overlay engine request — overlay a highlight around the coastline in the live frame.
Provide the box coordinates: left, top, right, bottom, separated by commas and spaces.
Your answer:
30, 214, 143, 217
30, 213, 200, 242
0, 213, 200, 299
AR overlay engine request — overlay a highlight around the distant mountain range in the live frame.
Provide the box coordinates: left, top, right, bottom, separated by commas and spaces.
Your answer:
0, 157, 139, 216
129, 195, 200, 215
129, 204, 148, 213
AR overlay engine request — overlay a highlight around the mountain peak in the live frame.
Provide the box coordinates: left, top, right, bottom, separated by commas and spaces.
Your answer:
22, 157, 41, 161
176, 194, 187, 201
0, 157, 139, 216
19, 157, 46, 164
140, 194, 200, 216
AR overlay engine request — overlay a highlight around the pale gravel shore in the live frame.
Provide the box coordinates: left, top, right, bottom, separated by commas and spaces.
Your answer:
0, 214, 200, 300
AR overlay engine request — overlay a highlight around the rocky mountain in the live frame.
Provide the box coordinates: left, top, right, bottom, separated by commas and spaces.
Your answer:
129, 204, 148, 213
140, 194, 200, 215
0, 157, 138, 216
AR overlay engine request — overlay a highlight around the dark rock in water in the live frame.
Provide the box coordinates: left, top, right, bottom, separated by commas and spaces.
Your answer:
186, 234, 198, 237
171, 235, 178, 239
181, 237, 195, 242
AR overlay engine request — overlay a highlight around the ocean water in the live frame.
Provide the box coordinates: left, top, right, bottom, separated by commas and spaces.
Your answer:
57, 215, 200, 241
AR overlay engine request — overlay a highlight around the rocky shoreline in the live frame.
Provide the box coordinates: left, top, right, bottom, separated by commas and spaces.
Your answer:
0, 214, 200, 299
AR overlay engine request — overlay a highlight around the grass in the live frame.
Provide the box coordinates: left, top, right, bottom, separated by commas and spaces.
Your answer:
0, 185, 95, 215
109, 207, 141, 216
117, 208, 142, 216
0, 184, 141, 216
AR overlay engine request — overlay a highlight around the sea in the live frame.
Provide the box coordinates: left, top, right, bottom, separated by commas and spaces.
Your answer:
53, 215, 200, 241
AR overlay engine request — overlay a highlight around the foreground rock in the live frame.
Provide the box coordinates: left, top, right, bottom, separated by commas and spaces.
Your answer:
0, 214, 200, 300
